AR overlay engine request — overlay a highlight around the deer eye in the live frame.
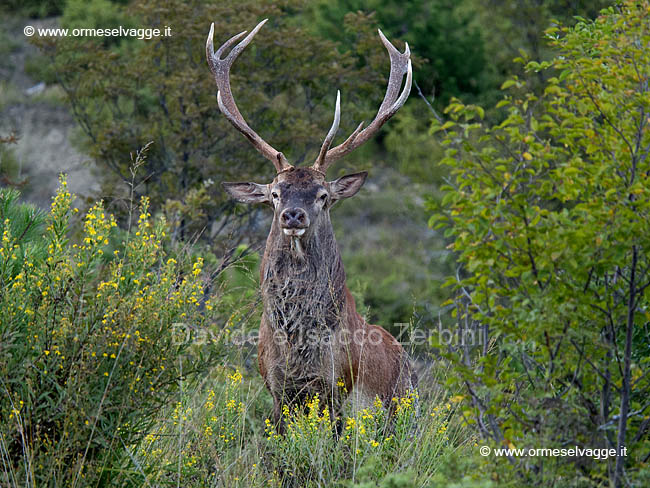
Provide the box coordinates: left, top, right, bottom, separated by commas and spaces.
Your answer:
271, 191, 279, 199
319, 193, 328, 202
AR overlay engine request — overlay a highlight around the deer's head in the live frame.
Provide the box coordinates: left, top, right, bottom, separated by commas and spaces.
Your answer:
207, 19, 411, 256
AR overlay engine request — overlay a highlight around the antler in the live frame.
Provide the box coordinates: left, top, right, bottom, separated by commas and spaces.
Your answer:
312, 29, 412, 174
206, 19, 293, 173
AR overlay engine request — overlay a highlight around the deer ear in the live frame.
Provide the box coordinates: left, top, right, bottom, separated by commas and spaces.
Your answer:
329, 171, 368, 201
222, 182, 269, 204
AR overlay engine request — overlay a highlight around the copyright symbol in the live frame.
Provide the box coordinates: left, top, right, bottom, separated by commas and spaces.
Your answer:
480, 445, 491, 456
24, 25, 35, 37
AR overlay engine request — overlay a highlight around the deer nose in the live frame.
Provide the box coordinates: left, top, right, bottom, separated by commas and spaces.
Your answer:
280, 207, 308, 229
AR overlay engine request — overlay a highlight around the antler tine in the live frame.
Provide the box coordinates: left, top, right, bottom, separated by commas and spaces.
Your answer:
313, 90, 341, 172
206, 20, 292, 173
314, 29, 412, 173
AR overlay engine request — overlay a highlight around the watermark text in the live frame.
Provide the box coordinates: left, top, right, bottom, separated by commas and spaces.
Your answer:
480, 445, 627, 460
24, 25, 171, 40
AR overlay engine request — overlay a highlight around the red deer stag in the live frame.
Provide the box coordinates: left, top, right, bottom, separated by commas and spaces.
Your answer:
206, 19, 417, 429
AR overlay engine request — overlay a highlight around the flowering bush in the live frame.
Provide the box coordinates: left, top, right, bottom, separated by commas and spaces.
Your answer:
0, 177, 224, 486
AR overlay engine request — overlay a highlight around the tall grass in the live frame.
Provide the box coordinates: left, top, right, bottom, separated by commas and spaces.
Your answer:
132, 364, 479, 487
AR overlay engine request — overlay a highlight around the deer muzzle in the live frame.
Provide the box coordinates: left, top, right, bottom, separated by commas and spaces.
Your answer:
280, 207, 309, 236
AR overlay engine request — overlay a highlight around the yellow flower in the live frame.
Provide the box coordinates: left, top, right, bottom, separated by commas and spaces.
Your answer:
373, 396, 383, 409
228, 370, 242, 385
192, 258, 203, 277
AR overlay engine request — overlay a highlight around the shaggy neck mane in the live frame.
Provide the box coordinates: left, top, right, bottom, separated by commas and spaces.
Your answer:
261, 217, 347, 336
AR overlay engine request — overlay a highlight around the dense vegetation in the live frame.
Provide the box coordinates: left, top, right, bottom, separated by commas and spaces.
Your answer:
431, 3, 650, 485
1, 0, 648, 486
0, 172, 474, 486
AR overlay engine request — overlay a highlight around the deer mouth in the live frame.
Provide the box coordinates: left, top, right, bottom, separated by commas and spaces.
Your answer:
282, 228, 306, 237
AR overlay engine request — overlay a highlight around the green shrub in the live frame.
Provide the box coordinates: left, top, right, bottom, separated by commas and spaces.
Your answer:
2, 0, 66, 18
62, 0, 134, 47
0, 187, 46, 277
0, 176, 225, 486
23, 54, 58, 85
431, 2, 650, 485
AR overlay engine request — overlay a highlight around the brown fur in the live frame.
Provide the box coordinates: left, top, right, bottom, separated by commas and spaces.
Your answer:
233, 168, 418, 429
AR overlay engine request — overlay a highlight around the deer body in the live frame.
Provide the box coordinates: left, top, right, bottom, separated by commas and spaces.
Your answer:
255, 169, 415, 423
206, 20, 416, 427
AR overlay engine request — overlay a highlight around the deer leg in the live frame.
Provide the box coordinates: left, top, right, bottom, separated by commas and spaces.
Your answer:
272, 395, 286, 434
